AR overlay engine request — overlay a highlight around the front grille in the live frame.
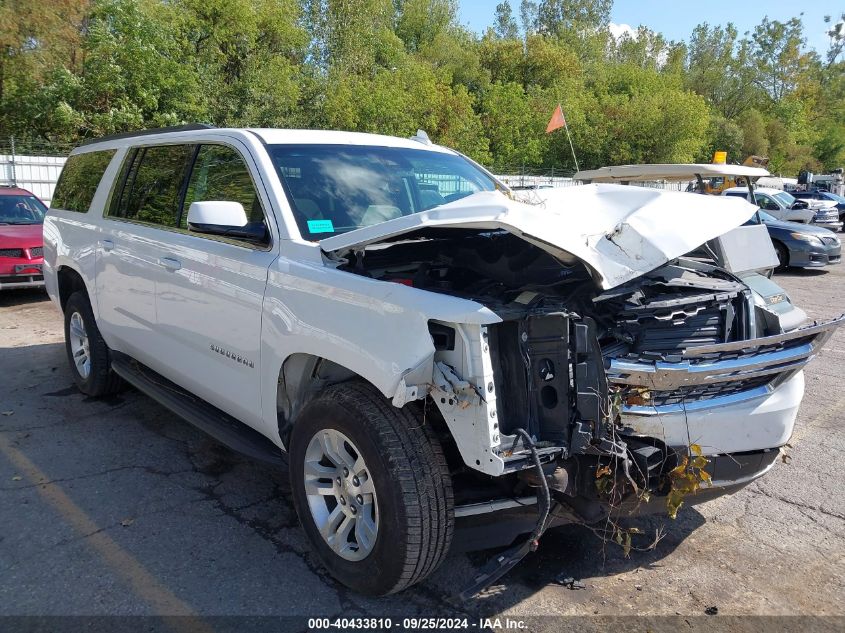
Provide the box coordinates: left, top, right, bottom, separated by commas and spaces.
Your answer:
0, 248, 23, 258
649, 375, 772, 406
814, 210, 839, 222
29, 246, 43, 257
616, 293, 746, 355
609, 317, 844, 412
0, 275, 43, 283
821, 236, 840, 246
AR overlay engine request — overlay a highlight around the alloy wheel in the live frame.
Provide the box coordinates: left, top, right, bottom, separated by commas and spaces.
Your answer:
303, 428, 379, 561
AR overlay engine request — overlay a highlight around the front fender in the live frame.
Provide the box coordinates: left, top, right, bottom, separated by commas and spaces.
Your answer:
258, 257, 501, 447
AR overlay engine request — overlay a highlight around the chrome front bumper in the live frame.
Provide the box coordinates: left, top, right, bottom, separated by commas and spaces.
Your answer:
607, 316, 844, 413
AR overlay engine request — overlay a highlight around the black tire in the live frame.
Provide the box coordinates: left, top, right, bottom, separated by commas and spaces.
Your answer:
289, 381, 453, 595
774, 242, 789, 269
63, 291, 123, 397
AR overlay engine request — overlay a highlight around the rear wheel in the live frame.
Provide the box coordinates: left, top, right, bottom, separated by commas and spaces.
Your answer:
289, 382, 453, 595
63, 291, 123, 396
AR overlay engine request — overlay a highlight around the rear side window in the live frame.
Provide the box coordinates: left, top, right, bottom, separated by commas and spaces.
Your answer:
110, 145, 194, 227
51, 150, 116, 213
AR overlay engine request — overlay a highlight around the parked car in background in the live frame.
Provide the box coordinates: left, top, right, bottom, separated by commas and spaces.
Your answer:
752, 210, 841, 269
722, 187, 827, 226
792, 190, 845, 228
0, 186, 47, 290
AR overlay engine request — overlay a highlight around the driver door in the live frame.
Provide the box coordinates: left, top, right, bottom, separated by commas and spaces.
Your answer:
153, 142, 277, 429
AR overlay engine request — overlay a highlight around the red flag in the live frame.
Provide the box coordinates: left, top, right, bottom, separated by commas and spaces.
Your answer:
546, 104, 566, 133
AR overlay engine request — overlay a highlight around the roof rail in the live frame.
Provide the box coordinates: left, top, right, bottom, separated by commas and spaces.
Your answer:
79, 123, 216, 147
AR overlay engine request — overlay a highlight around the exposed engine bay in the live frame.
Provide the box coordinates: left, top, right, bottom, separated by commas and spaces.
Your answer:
334, 228, 840, 526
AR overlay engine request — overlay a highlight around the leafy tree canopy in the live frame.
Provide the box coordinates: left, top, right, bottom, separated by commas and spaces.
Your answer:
1, 0, 842, 174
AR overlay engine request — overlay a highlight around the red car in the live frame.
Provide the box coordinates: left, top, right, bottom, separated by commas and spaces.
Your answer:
0, 187, 47, 290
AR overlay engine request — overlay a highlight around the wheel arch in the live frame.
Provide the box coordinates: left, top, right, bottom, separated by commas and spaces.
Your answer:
771, 239, 790, 267
276, 353, 382, 447
56, 265, 89, 312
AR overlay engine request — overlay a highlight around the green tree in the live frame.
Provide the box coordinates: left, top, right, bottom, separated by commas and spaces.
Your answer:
740, 109, 769, 157
493, 1, 520, 40
395, 0, 457, 53
751, 17, 812, 102
520, 0, 539, 34
479, 81, 545, 169
699, 114, 744, 162
685, 22, 760, 118
536, 0, 611, 35
168, 0, 307, 126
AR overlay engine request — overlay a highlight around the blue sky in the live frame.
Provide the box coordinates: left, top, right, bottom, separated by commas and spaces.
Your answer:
458, 0, 839, 54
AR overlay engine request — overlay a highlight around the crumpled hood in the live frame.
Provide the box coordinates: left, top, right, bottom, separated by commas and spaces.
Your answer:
320, 184, 758, 290
803, 199, 837, 210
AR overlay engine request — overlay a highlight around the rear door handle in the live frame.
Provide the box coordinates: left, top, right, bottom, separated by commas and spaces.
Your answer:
159, 256, 182, 271
101, 239, 114, 252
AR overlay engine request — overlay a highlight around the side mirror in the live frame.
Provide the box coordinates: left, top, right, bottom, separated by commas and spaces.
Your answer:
187, 200, 247, 229
186, 201, 268, 244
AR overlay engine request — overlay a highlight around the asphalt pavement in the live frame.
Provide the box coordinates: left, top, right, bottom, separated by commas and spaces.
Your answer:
1, 265, 844, 632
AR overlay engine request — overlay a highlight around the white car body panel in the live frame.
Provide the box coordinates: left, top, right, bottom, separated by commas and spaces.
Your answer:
622, 372, 804, 455
258, 255, 502, 458
321, 185, 758, 291
722, 186, 816, 224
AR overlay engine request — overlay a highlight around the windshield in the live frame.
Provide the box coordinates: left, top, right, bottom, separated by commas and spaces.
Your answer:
268, 144, 497, 239
823, 191, 845, 203
0, 195, 47, 225
773, 191, 796, 207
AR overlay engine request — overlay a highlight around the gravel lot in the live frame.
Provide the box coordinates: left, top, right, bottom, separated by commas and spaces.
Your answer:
1, 265, 844, 631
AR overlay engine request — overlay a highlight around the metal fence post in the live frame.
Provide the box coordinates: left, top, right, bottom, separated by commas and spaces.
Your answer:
10, 135, 16, 186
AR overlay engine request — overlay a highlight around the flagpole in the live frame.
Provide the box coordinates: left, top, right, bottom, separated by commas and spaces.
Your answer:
547, 103, 580, 173
563, 119, 579, 173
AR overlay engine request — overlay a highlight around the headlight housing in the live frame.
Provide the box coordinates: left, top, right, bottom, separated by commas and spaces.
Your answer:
790, 232, 823, 245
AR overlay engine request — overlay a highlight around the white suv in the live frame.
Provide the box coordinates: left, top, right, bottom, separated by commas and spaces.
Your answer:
44, 126, 842, 595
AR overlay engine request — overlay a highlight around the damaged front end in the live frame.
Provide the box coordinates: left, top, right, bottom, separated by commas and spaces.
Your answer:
320, 188, 843, 529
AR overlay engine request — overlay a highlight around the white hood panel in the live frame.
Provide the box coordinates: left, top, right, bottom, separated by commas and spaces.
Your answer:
320, 185, 758, 290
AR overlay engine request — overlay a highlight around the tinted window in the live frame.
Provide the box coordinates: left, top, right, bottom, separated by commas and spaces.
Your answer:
51, 150, 116, 213
0, 195, 47, 224
110, 145, 194, 227
182, 145, 265, 231
268, 144, 496, 240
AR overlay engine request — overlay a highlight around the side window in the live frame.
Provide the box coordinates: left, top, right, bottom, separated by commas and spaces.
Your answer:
51, 150, 116, 213
754, 194, 773, 209
182, 144, 268, 242
109, 144, 194, 227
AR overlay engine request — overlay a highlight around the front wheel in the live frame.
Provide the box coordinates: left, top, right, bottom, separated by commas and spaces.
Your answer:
289, 382, 453, 595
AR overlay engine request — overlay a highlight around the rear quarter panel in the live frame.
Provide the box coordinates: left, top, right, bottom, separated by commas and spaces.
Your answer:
43, 148, 127, 320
